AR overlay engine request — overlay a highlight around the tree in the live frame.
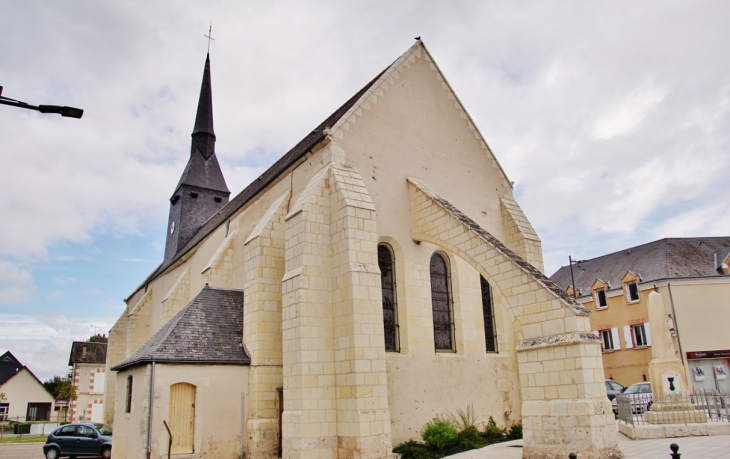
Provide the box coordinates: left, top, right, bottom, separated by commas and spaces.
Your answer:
0, 391, 6, 403
57, 381, 77, 423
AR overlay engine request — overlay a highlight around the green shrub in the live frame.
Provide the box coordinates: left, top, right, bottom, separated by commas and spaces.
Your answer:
481, 416, 505, 443
13, 423, 31, 435
392, 439, 441, 459
506, 422, 523, 440
421, 418, 458, 450
456, 425, 485, 450
446, 402, 479, 431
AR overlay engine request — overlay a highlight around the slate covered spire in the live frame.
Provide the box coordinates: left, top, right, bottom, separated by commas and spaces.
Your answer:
191, 53, 216, 160
164, 53, 230, 262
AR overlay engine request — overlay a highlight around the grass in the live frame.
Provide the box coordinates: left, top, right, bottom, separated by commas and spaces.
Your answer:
0, 434, 46, 443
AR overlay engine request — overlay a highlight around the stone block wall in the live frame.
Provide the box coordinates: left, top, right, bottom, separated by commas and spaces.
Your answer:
408, 177, 622, 459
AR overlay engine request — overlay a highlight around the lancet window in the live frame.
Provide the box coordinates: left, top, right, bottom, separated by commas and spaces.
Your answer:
378, 244, 399, 352
430, 253, 454, 352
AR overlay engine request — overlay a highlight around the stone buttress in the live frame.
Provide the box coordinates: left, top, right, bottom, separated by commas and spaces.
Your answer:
281, 144, 392, 459
408, 178, 622, 459
243, 192, 290, 458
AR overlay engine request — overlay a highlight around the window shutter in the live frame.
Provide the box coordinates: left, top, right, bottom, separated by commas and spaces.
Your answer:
623, 326, 634, 349
644, 323, 652, 346
93, 372, 106, 393
611, 328, 621, 351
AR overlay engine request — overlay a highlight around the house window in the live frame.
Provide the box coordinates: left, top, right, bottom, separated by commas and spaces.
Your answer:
632, 324, 649, 347
595, 289, 607, 308
430, 253, 455, 352
626, 282, 639, 302
26, 403, 51, 421
378, 244, 399, 352
0, 404, 8, 421
480, 276, 498, 353
600, 329, 616, 351
125, 375, 133, 413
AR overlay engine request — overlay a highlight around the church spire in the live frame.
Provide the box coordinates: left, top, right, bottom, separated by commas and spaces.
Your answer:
164, 53, 230, 262
191, 53, 216, 160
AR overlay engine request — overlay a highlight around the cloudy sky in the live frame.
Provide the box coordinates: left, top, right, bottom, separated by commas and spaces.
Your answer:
1, 1, 728, 381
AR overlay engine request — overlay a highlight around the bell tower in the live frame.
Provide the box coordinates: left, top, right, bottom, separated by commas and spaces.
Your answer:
164, 54, 230, 261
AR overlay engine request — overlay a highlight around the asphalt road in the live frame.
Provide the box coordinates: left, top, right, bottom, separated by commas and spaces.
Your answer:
0, 442, 46, 459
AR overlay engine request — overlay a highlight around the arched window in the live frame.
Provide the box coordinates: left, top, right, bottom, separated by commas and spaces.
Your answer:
430, 253, 454, 351
480, 276, 498, 353
378, 244, 399, 352
125, 375, 133, 413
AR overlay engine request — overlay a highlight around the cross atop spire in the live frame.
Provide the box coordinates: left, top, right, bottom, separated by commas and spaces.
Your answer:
204, 22, 215, 53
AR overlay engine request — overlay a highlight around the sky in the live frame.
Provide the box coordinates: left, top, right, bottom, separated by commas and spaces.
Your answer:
1, 1, 728, 382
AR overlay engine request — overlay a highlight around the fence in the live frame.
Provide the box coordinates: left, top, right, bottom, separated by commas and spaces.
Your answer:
616, 391, 730, 426
0, 416, 63, 439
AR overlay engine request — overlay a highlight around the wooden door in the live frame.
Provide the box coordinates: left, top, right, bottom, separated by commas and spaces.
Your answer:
169, 383, 196, 454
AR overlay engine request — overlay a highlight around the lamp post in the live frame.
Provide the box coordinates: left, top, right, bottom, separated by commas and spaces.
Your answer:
0, 86, 83, 119
568, 256, 587, 298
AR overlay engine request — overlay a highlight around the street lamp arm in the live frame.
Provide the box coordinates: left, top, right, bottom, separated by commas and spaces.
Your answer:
0, 86, 83, 119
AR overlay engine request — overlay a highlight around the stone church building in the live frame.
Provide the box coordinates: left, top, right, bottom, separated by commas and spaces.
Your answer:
105, 41, 621, 459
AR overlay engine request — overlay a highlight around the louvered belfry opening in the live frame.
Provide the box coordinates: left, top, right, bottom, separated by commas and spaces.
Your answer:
378, 244, 399, 352
480, 275, 498, 353
430, 253, 454, 351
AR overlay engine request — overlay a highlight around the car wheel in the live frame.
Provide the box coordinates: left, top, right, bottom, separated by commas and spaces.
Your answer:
101, 446, 112, 459
45, 448, 60, 459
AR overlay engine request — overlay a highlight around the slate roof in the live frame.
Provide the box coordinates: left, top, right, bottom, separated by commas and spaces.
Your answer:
128, 55, 389, 300
112, 286, 248, 371
550, 237, 730, 296
68, 342, 108, 366
0, 351, 23, 386
0, 350, 48, 390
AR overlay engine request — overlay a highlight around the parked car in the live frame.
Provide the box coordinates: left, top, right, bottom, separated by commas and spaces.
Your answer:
612, 382, 653, 415
605, 379, 626, 401
43, 422, 112, 459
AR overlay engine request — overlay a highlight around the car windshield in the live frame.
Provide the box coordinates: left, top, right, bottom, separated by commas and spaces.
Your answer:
94, 423, 113, 436
624, 384, 648, 394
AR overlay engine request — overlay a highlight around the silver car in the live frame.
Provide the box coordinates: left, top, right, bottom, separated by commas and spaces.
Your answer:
612, 381, 653, 415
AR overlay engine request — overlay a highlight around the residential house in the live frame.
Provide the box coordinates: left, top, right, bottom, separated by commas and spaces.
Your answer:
69, 340, 108, 423
0, 351, 55, 422
550, 237, 730, 392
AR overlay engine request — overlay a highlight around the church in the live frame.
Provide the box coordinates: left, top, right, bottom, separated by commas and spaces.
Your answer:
104, 41, 622, 459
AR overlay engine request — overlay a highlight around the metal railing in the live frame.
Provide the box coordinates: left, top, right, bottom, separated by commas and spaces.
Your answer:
0, 416, 63, 439
616, 391, 730, 426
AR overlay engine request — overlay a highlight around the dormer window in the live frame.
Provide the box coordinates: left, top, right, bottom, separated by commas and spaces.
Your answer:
590, 279, 610, 310
626, 282, 639, 302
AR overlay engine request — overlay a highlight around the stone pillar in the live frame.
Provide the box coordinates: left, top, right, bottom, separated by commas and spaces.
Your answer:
160, 269, 190, 326
329, 164, 392, 458
282, 165, 338, 458
243, 193, 289, 458
125, 290, 153, 358
643, 292, 704, 424
281, 157, 393, 459
103, 317, 127, 424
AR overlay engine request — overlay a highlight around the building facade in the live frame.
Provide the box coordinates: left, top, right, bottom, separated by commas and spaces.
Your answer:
0, 351, 55, 422
105, 41, 620, 459
551, 237, 730, 392
69, 341, 108, 423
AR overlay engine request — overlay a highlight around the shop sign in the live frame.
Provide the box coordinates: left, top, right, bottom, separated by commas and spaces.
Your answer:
687, 349, 730, 360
